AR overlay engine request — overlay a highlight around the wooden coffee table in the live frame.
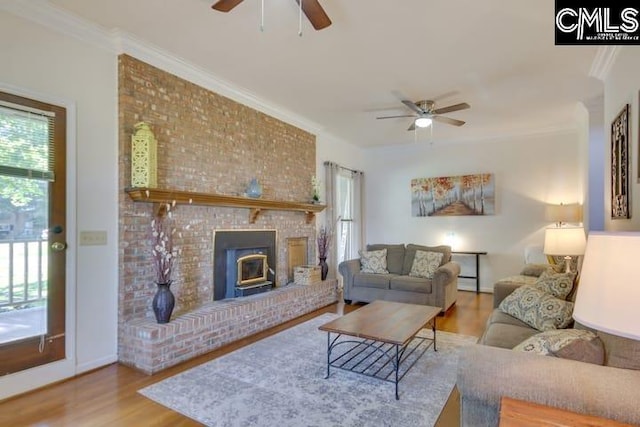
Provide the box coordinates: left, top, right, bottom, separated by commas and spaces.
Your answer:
319, 300, 441, 399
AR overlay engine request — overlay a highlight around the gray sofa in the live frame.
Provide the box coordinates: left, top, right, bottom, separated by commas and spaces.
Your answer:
338, 243, 460, 312
456, 264, 640, 426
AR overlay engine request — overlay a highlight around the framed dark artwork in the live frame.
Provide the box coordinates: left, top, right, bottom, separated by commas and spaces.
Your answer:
611, 104, 630, 219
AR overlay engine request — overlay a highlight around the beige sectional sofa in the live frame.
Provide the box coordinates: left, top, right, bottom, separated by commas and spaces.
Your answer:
338, 243, 460, 312
456, 264, 640, 426
477, 263, 553, 348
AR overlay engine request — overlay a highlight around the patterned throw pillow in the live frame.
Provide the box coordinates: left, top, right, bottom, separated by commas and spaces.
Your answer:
533, 269, 575, 300
359, 249, 389, 274
513, 329, 605, 365
520, 263, 564, 277
498, 285, 574, 331
409, 250, 443, 279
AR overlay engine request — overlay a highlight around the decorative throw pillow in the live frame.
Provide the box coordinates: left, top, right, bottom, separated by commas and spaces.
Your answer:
359, 249, 389, 274
402, 244, 450, 275
498, 285, 574, 331
513, 329, 605, 365
409, 250, 443, 279
533, 269, 575, 300
520, 263, 563, 277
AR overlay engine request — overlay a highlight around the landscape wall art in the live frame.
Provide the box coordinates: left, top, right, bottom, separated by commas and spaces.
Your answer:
411, 173, 495, 217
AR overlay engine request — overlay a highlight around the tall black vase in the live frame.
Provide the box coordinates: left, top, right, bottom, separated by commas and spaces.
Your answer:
318, 257, 328, 281
152, 282, 175, 324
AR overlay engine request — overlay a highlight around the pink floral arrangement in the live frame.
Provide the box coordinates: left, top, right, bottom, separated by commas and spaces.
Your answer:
317, 217, 340, 259
317, 225, 332, 259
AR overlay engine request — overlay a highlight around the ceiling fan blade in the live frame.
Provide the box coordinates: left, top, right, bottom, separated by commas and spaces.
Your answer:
376, 114, 416, 120
433, 102, 470, 115
407, 122, 416, 131
401, 100, 424, 114
433, 115, 466, 127
212, 0, 244, 12
295, 0, 332, 30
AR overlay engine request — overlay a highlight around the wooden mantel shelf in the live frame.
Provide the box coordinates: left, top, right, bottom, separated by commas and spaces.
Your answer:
125, 187, 325, 224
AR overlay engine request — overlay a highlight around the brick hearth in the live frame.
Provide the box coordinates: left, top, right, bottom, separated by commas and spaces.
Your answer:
120, 280, 337, 374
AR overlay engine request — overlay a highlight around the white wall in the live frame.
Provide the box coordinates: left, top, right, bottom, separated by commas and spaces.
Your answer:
363, 131, 584, 292
604, 47, 640, 231
586, 96, 605, 232
575, 104, 590, 231
0, 13, 118, 399
316, 132, 366, 185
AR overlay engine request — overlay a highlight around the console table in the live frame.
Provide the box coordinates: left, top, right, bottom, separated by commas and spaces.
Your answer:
451, 251, 487, 294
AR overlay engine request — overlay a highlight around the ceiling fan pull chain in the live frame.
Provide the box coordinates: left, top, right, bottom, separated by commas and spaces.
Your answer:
260, 0, 265, 31
298, 0, 303, 36
430, 122, 434, 144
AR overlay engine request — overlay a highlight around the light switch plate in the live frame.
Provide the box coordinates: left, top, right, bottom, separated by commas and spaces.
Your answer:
80, 230, 107, 246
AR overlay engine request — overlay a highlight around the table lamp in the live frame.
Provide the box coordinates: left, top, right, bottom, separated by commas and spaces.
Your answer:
545, 203, 582, 227
543, 226, 586, 273
573, 232, 640, 340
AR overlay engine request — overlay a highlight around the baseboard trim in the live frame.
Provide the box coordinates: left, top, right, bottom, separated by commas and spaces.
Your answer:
457, 285, 493, 293
76, 355, 118, 375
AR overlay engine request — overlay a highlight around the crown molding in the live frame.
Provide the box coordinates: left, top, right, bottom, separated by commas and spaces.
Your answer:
1, 0, 324, 136
589, 46, 621, 81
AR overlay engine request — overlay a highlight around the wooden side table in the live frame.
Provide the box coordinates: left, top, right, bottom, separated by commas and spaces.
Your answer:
499, 397, 635, 427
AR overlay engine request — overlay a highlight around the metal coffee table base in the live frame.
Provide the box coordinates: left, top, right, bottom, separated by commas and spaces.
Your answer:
323, 328, 436, 400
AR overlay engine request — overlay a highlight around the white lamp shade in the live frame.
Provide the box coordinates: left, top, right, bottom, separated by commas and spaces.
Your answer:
574, 232, 640, 340
543, 226, 586, 256
545, 203, 582, 224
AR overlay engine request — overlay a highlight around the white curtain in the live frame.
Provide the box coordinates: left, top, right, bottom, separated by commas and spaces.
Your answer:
351, 170, 364, 259
324, 161, 364, 279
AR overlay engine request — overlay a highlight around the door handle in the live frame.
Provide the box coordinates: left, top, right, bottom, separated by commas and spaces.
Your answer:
51, 242, 67, 252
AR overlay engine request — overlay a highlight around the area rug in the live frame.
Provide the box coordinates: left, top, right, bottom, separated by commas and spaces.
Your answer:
139, 313, 477, 427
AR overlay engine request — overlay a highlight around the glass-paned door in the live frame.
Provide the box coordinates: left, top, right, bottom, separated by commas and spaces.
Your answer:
0, 91, 66, 375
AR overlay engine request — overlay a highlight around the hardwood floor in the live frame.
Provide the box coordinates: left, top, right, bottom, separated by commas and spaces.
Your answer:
0, 291, 493, 426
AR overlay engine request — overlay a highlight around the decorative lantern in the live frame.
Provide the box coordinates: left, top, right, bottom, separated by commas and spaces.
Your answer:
131, 122, 157, 188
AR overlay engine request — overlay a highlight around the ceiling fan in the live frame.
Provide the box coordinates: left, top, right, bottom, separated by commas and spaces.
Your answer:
211, 0, 332, 31
377, 100, 470, 131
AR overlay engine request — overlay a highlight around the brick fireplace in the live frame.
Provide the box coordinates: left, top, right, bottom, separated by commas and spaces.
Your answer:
117, 54, 337, 373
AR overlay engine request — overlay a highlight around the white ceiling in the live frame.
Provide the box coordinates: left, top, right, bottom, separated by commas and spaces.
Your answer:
45, 0, 603, 147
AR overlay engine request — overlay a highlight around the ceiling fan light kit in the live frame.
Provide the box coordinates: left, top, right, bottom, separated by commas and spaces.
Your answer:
414, 117, 432, 128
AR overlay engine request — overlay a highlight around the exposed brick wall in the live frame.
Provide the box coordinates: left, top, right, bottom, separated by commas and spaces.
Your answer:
118, 55, 325, 364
